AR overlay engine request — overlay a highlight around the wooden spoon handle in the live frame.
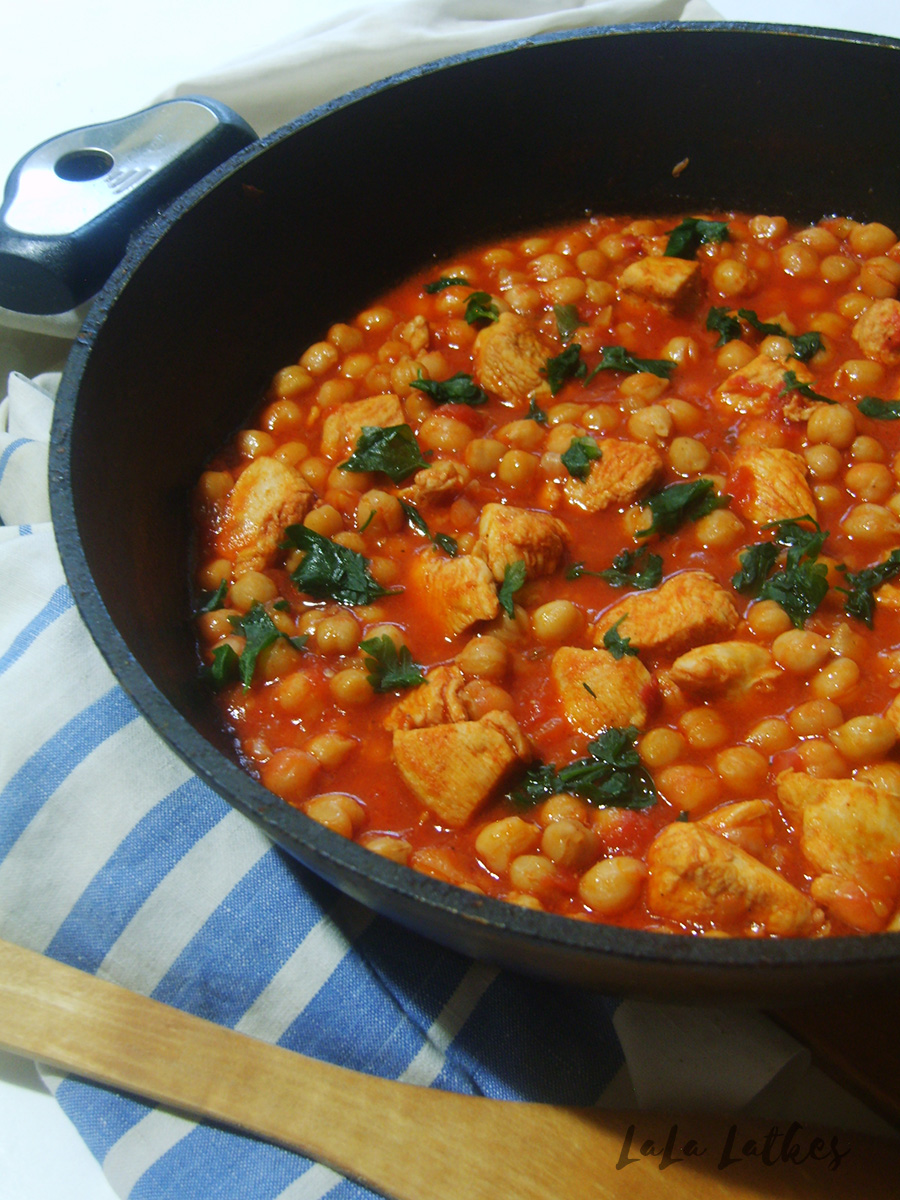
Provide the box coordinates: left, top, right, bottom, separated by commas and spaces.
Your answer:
0, 937, 895, 1200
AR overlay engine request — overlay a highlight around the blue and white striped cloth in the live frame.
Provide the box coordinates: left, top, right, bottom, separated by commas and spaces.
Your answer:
0, 368, 626, 1198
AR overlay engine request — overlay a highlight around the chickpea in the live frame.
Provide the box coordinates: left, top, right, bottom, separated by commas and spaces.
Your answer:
508, 854, 558, 897
746, 718, 794, 753
541, 819, 599, 871
228, 571, 278, 612
746, 600, 793, 640
458, 680, 515, 719
196, 607, 240, 644
260, 750, 319, 805
305, 793, 366, 838
531, 599, 584, 644
577, 857, 646, 916
419, 414, 474, 453
829, 716, 897, 762
619, 373, 669, 405
849, 222, 897, 256
803, 443, 842, 480
313, 612, 361, 655
639, 727, 685, 769
360, 833, 412, 865
657, 764, 722, 811
304, 504, 344, 538
497, 419, 546, 451
695, 509, 744, 550
833, 358, 885, 396
841, 503, 900, 541
627, 404, 674, 445
715, 746, 769, 794
806, 403, 856, 449
772, 629, 830, 674
845, 462, 894, 503
465, 438, 506, 473
810, 657, 861, 701
306, 733, 357, 769
497, 450, 538, 487
357, 489, 405, 534
475, 816, 541, 874
456, 635, 509, 681
668, 436, 711, 475
789, 699, 844, 737
716, 340, 755, 372
329, 668, 374, 706
713, 258, 756, 296
275, 671, 325, 722
795, 738, 850, 778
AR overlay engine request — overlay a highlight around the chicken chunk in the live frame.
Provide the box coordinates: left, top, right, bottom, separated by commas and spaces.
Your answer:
218, 456, 314, 570
414, 551, 499, 637
385, 664, 469, 731
715, 354, 813, 416
320, 393, 405, 460
552, 646, 656, 736
646, 822, 822, 936
393, 710, 530, 827
472, 312, 551, 405
852, 298, 900, 365
593, 572, 740, 658
669, 640, 780, 699
399, 460, 470, 506
563, 439, 664, 513
618, 256, 702, 313
477, 503, 570, 582
730, 446, 817, 526
776, 770, 900, 929
398, 314, 430, 355
699, 800, 777, 859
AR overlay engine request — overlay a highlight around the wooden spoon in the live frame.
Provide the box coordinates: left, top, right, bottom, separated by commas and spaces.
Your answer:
0, 937, 895, 1199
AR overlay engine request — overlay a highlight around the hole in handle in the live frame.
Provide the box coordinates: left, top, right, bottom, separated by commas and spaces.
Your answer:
54, 149, 115, 182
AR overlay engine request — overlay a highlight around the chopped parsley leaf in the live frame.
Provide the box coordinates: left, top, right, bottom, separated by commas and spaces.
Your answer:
411, 371, 488, 406
286, 525, 399, 606
664, 217, 729, 259
596, 546, 663, 590
205, 642, 240, 689
838, 549, 900, 628
424, 275, 469, 293
498, 560, 527, 618
340, 424, 430, 482
526, 395, 549, 425
584, 345, 676, 383
779, 370, 835, 404
544, 343, 587, 395
510, 726, 657, 810
733, 516, 831, 628
464, 291, 499, 324
638, 479, 729, 539
198, 579, 228, 612
360, 635, 425, 692
707, 306, 742, 347
554, 303, 586, 344
736, 310, 822, 362
226, 602, 308, 689
560, 435, 600, 481
602, 618, 639, 660
398, 500, 458, 556
858, 395, 900, 420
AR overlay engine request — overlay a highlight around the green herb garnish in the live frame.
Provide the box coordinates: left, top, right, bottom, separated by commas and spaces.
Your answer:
398, 500, 458, 557
340, 424, 430, 483
226, 602, 308, 689
838, 549, 900, 628
424, 275, 470, 293
554, 303, 586, 344
602, 618, 639, 660
595, 546, 664, 590
560, 436, 600, 481
526, 395, 549, 425
733, 516, 831, 628
779, 370, 835, 404
286, 526, 399, 606
736, 310, 822, 362
411, 372, 488, 407
498, 560, 527, 618
638, 479, 730, 539
858, 395, 900, 420
205, 642, 240, 689
198, 579, 228, 613
664, 217, 730, 259
544, 343, 587, 395
359, 635, 425, 692
585, 345, 676, 383
510, 726, 657, 810
707, 306, 743, 347
464, 291, 499, 324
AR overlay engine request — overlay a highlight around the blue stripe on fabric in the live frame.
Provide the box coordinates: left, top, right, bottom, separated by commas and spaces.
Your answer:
0, 435, 30, 481
131, 1123, 308, 1200
18, 523, 32, 536
46, 777, 230, 973
434, 974, 623, 1104
0, 686, 136, 860
54, 1077, 155, 1164
0, 583, 72, 677
150, 850, 338, 1026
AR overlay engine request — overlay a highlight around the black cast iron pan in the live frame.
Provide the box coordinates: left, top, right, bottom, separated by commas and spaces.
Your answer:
34, 23, 900, 1002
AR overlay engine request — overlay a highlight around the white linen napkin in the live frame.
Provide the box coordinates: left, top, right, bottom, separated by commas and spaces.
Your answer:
6, 4, 882, 1199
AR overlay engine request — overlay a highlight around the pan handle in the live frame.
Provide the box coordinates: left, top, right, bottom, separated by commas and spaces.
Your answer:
0, 97, 256, 317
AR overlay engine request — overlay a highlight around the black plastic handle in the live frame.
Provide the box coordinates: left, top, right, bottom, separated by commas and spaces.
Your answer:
0, 97, 256, 316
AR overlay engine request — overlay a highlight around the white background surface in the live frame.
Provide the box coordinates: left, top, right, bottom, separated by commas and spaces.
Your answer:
3, 2, 900, 1197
